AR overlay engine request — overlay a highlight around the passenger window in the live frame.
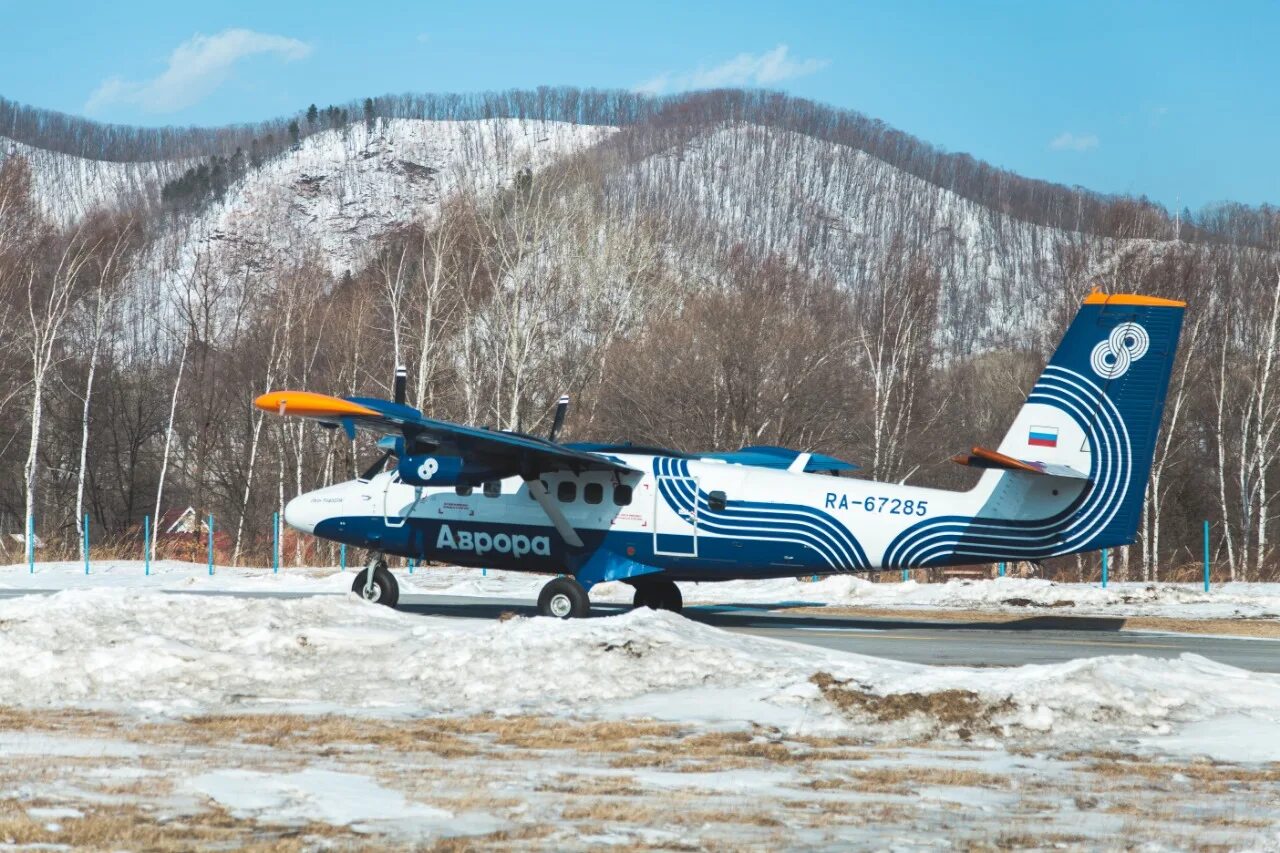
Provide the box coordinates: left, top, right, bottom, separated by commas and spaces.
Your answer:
483, 481, 501, 498
708, 490, 727, 512
455, 484, 473, 497
614, 484, 633, 506
584, 483, 603, 505
557, 481, 577, 503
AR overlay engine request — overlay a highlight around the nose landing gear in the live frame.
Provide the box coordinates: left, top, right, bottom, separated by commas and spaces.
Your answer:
353, 554, 399, 608
536, 576, 590, 619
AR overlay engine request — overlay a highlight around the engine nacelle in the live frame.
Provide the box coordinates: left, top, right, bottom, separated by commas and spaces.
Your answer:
397, 454, 505, 487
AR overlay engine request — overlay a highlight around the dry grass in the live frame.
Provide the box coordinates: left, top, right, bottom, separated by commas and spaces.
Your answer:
559, 799, 783, 829
0, 705, 1274, 850
806, 766, 1010, 795
811, 671, 1014, 739
605, 728, 869, 772
425, 824, 556, 852
0, 802, 361, 851
535, 773, 645, 797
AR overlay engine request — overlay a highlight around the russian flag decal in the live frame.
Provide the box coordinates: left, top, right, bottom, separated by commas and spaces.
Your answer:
1028, 426, 1059, 448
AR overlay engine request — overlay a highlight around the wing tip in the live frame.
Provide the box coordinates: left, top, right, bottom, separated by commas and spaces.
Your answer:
253, 391, 380, 419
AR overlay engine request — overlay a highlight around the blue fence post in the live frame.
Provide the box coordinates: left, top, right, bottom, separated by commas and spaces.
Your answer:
901, 569, 909, 582
1101, 548, 1108, 588
207, 514, 214, 576
26, 514, 33, 574
408, 557, 415, 575
340, 543, 346, 570
83, 514, 90, 574
998, 561, 1006, 577
1203, 519, 1211, 592
144, 515, 151, 576
272, 511, 279, 574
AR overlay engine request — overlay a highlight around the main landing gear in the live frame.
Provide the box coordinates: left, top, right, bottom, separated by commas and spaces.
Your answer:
631, 579, 683, 614
537, 576, 591, 619
532, 576, 684, 619
353, 554, 399, 608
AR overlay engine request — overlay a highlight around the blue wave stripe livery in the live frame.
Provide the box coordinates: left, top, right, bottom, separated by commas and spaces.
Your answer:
654, 456, 870, 571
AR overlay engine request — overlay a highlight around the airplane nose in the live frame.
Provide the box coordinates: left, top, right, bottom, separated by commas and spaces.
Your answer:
284, 495, 317, 534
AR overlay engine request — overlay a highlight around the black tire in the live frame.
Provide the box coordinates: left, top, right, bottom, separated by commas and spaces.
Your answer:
632, 585, 658, 610
537, 576, 590, 619
657, 580, 683, 614
632, 579, 682, 614
352, 564, 399, 608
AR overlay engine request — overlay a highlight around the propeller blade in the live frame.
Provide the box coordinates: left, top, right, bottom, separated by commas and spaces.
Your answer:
393, 365, 407, 405
359, 450, 392, 481
548, 394, 570, 443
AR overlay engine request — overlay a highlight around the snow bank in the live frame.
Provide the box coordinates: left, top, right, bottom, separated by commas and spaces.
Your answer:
683, 574, 1280, 620
2, 588, 1278, 761
6, 561, 1279, 621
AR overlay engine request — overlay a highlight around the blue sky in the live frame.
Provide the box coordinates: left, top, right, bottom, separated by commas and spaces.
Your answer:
2, 0, 1276, 212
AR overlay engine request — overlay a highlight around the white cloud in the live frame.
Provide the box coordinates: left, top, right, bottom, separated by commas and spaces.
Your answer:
1049, 131, 1100, 152
85, 28, 312, 114
635, 44, 828, 95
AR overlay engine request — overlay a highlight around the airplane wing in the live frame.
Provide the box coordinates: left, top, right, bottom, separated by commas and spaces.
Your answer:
950, 446, 1089, 479
254, 391, 639, 478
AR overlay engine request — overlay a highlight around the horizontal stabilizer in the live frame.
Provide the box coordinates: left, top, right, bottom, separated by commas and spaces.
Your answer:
951, 446, 1089, 480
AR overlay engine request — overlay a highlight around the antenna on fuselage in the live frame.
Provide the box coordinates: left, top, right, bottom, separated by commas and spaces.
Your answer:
393, 365, 407, 406
548, 395, 570, 443
359, 365, 407, 480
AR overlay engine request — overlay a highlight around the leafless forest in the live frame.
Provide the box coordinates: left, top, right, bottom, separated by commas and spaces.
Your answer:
2, 88, 1279, 580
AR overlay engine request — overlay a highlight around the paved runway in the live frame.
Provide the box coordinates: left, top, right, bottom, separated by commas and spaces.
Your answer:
4, 588, 1275, 672
394, 593, 1280, 673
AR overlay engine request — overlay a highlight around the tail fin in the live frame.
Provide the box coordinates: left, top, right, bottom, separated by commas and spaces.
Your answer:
997, 290, 1185, 551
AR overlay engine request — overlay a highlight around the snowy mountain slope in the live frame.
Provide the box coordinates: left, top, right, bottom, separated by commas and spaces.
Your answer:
6, 112, 1192, 356
154, 118, 616, 280
605, 122, 1133, 353
0, 139, 193, 224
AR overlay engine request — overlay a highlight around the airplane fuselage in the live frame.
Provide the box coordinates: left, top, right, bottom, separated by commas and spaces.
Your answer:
285, 451, 1084, 586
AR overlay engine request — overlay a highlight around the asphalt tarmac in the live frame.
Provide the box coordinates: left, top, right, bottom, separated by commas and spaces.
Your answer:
394, 593, 1280, 673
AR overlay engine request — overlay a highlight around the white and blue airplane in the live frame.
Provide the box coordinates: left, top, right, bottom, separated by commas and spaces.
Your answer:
261, 289, 1184, 618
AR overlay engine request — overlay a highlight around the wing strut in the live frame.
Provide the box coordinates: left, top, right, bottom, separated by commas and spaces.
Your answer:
523, 476, 585, 548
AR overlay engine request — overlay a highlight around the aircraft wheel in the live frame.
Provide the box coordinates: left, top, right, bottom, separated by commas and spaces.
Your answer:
633, 580, 682, 614
632, 585, 659, 610
537, 576, 590, 619
658, 581, 683, 614
352, 563, 399, 608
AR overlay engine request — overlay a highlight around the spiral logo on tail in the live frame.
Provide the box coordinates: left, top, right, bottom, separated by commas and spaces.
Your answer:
1090, 322, 1149, 379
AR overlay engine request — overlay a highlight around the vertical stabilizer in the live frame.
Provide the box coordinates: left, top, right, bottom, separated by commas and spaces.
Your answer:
997, 291, 1185, 550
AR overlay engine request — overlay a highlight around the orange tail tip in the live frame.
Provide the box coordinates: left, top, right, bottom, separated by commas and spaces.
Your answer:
1083, 290, 1187, 308
254, 391, 379, 418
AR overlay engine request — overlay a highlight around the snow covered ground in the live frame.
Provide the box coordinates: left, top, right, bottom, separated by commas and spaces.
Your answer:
1, 565, 1278, 846
0, 585, 1277, 754
6, 559, 1279, 621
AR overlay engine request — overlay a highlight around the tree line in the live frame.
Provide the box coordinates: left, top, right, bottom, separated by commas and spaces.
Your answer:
1, 91, 1279, 581
7, 87, 1279, 249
